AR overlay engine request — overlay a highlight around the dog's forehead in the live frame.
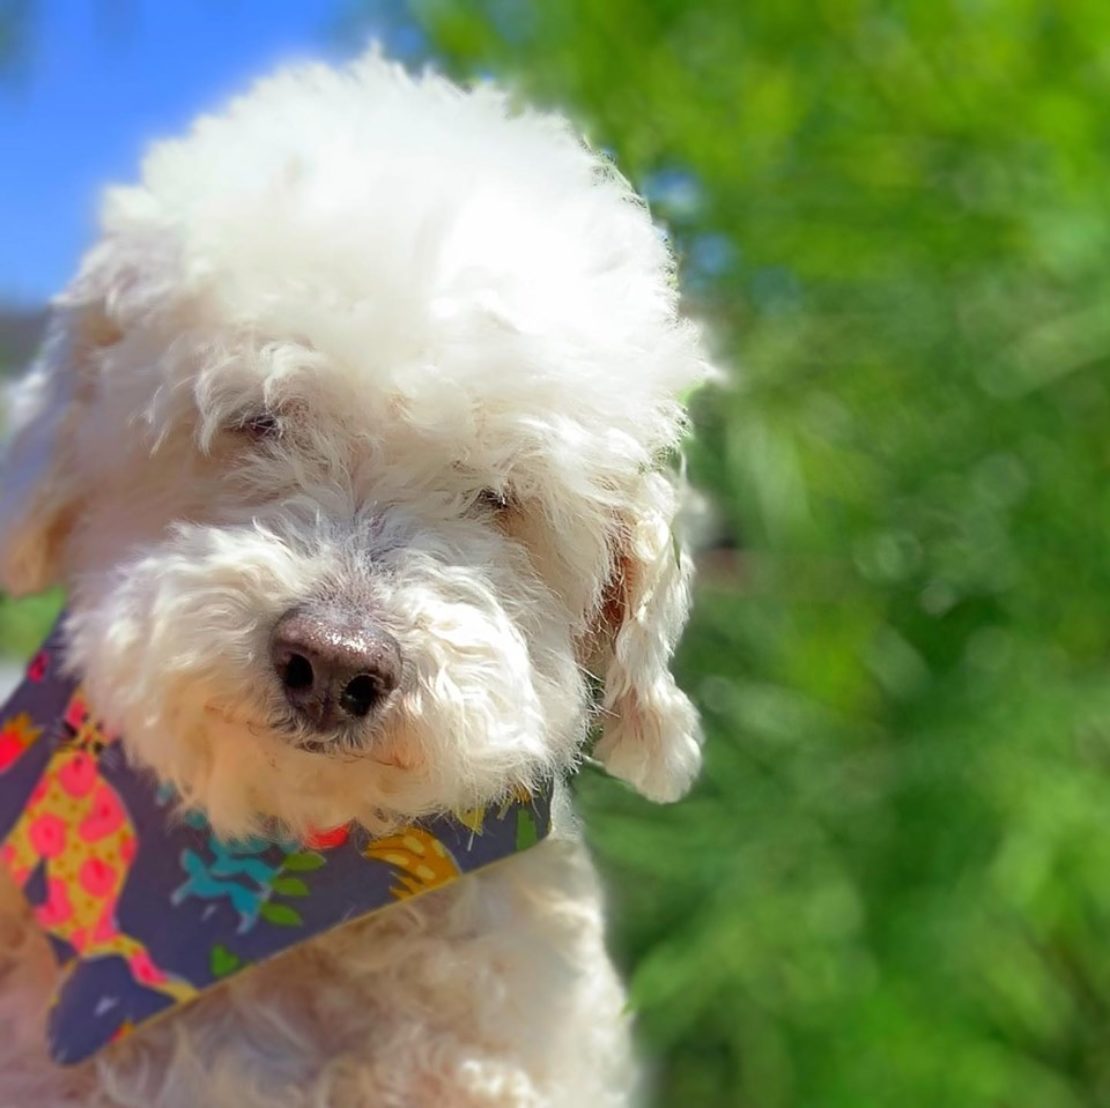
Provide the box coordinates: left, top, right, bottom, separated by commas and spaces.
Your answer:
91, 57, 704, 478
119, 57, 663, 348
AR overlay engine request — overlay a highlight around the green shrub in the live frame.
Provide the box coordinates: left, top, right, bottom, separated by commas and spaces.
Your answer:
404, 3, 1110, 1104
0, 591, 63, 659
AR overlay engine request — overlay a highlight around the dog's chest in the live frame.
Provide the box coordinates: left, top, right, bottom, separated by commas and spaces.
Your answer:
0, 836, 634, 1107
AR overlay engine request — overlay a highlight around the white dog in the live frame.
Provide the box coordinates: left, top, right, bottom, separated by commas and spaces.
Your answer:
0, 53, 709, 1107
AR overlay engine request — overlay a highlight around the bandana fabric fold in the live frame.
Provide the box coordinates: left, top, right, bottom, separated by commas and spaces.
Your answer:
0, 618, 552, 1064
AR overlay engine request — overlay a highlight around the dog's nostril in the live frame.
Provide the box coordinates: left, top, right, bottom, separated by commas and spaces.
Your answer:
339, 675, 381, 719
281, 653, 315, 692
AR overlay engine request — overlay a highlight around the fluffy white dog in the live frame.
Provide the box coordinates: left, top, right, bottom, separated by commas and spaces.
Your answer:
0, 53, 709, 1107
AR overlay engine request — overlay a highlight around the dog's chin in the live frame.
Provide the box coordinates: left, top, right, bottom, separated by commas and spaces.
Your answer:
116, 667, 558, 842
130, 696, 429, 841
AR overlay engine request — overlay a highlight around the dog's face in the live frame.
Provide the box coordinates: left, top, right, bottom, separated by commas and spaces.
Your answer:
0, 58, 708, 838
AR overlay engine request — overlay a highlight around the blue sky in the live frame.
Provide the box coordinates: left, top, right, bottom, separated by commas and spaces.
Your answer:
0, 2, 373, 304
0, 4, 734, 308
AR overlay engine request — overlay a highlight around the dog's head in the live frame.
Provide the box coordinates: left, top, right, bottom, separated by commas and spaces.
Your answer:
0, 57, 710, 838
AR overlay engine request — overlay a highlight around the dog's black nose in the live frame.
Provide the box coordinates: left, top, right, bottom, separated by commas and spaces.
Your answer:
271, 608, 402, 732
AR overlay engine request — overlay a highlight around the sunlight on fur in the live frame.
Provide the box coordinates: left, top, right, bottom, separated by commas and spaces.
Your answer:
0, 52, 711, 1107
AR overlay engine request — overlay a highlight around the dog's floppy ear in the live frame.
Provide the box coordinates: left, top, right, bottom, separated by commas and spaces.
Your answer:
0, 296, 119, 595
592, 470, 702, 802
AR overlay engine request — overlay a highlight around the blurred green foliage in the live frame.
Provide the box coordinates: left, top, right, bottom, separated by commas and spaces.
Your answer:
0, 590, 60, 657
399, 2, 1110, 1105
3, 1, 1110, 1102
0, 322, 63, 655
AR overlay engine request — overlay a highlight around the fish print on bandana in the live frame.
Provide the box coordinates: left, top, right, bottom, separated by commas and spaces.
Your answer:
0, 617, 553, 1065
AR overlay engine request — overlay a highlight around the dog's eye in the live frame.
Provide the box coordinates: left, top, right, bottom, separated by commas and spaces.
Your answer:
232, 411, 281, 441
477, 488, 512, 513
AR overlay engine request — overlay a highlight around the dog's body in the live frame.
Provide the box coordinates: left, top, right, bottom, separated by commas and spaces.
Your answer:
0, 55, 709, 1106
0, 805, 634, 1106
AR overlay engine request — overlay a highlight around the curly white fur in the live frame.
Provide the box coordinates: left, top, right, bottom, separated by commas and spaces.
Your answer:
0, 52, 709, 1106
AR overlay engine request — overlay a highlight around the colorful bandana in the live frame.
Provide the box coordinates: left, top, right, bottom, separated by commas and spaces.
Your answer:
0, 617, 552, 1065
